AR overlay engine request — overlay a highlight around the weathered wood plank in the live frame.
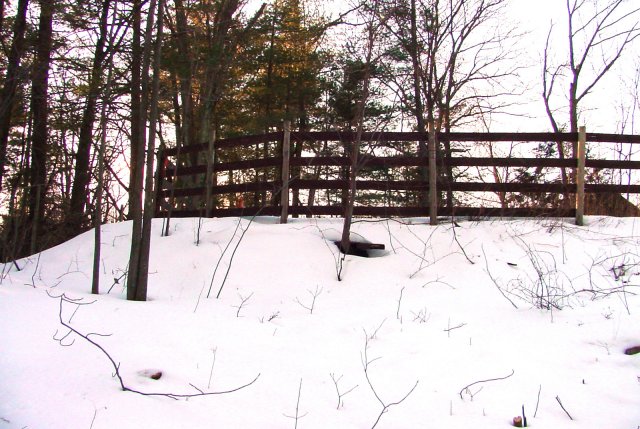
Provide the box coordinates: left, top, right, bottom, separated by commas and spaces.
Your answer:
163, 156, 640, 179
158, 181, 640, 199
159, 180, 573, 196
161, 131, 640, 158
163, 132, 283, 156
157, 205, 577, 219
289, 131, 582, 143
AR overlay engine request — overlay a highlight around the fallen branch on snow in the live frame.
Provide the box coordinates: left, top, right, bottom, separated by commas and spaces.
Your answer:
52, 293, 260, 400
459, 369, 515, 400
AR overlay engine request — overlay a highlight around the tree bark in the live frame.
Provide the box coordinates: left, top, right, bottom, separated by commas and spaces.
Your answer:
68, 0, 112, 234
0, 0, 29, 191
409, 0, 428, 208
127, 0, 148, 300
92, 64, 115, 295
340, 0, 377, 258
163, 0, 193, 236
28, 0, 54, 254
134, 0, 165, 301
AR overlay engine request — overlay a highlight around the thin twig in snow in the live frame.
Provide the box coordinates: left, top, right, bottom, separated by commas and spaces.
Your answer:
233, 292, 254, 317
361, 333, 419, 428
294, 285, 323, 314
283, 378, 307, 428
365, 318, 387, 340
444, 319, 467, 337
534, 384, 542, 417
216, 215, 261, 299
207, 347, 217, 389
396, 286, 405, 320
450, 222, 475, 265
207, 218, 243, 298
330, 373, 359, 410
482, 245, 519, 309
459, 369, 515, 400
29, 251, 42, 288
194, 281, 206, 313
555, 395, 574, 420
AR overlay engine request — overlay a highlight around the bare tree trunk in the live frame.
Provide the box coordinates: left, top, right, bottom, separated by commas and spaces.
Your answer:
28, 0, 54, 254
127, 0, 157, 301
0, 0, 29, 191
544, 0, 639, 208
163, 0, 194, 236
542, 27, 570, 204
409, 0, 428, 208
126, 0, 143, 300
92, 65, 115, 295
68, 0, 112, 234
134, 0, 165, 301
340, 0, 378, 257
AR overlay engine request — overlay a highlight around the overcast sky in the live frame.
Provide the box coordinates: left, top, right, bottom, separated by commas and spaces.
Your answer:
244, 0, 639, 133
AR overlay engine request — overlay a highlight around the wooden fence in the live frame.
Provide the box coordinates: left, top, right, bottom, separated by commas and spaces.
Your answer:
155, 127, 640, 225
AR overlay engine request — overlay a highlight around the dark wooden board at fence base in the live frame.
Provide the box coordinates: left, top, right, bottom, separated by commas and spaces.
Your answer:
155, 205, 577, 219
334, 241, 385, 257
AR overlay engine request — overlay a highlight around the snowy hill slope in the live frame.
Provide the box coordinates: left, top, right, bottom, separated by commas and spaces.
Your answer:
0, 216, 639, 428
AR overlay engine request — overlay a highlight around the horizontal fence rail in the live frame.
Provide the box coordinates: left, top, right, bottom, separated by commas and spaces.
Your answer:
155, 128, 640, 225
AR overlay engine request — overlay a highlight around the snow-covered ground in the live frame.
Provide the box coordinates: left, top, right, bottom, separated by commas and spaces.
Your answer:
1, 216, 639, 428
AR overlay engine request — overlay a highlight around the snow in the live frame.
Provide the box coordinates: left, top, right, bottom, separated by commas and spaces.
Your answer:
0, 216, 639, 428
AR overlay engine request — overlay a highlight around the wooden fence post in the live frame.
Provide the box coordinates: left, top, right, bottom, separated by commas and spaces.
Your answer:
576, 126, 586, 226
205, 130, 216, 218
154, 150, 166, 217
428, 125, 438, 225
280, 121, 291, 224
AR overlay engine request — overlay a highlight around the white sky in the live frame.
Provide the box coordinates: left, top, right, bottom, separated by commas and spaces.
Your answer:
244, 0, 639, 133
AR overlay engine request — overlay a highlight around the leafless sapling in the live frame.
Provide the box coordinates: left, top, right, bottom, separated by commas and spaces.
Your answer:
295, 285, 323, 315
330, 373, 359, 410
233, 292, 254, 317
361, 333, 419, 428
283, 378, 307, 429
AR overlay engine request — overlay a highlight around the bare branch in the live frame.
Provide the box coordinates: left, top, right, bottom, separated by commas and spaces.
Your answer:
459, 369, 515, 400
